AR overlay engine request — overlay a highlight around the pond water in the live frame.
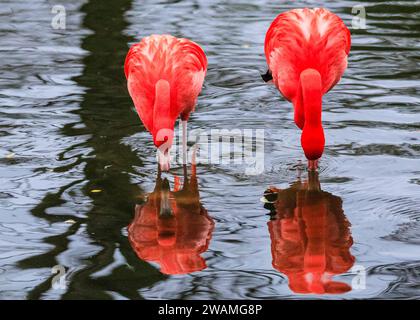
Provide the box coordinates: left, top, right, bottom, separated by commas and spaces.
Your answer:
0, 0, 419, 299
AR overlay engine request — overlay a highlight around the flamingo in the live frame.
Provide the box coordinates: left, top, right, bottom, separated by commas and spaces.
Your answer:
264, 8, 351, 169
124, 35, 207, 171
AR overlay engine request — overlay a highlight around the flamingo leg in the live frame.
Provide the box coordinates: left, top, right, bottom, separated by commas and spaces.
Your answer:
182, 120, 188, 166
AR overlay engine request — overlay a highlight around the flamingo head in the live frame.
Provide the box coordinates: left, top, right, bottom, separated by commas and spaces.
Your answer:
153, 121, 175, 172
301, 125, 325, 161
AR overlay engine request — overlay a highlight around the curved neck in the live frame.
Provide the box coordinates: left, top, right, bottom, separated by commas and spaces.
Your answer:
299, 69, 325, 161
153, 79, 171, 132
300, 69, 322, 128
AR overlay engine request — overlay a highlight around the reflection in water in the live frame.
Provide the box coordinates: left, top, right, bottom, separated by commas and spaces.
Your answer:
128, 162, 214, 275
263, 171, 355, 294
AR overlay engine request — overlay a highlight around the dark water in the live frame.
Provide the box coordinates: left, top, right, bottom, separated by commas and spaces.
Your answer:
0, 0, 419, 299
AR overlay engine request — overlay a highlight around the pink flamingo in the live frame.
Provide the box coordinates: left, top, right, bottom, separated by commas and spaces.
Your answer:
125, 35, 207, 170
264, 8, 351, 169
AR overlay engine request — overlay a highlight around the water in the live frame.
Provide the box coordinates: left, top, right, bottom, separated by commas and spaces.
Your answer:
0, 0, 419, 299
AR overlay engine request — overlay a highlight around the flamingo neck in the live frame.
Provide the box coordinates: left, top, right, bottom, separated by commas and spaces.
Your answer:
153, 79, 171, 133
153, 79, 174, 147
153, 80, 174, 171
301, 70, 322, 126
299, 68, 325, 161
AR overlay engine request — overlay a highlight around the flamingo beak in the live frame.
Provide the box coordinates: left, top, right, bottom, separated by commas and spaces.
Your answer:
158, 148, 171, 172
154, 129, 174, 172
301, 126, 325, 163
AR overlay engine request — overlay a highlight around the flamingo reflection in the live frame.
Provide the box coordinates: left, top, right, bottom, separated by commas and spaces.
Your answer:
128, 161, 214, 275
262, 171, 355, 294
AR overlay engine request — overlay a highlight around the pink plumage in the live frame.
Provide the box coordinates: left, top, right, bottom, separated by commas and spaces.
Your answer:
264, 8, 351, 162
124, 34, 207, 170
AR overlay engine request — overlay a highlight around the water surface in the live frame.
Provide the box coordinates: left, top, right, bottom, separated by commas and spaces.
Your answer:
0, 0, 419, 299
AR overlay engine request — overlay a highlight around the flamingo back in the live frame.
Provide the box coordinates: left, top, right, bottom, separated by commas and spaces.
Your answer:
124, 35, 207, 132
265, 8, 350, 101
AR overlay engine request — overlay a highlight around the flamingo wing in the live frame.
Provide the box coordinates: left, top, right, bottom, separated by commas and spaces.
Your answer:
265, 8, 350, 101
124, 35, 207, 132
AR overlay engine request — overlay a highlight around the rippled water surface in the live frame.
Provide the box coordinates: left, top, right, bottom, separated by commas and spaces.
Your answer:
0, 0, 419, 299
